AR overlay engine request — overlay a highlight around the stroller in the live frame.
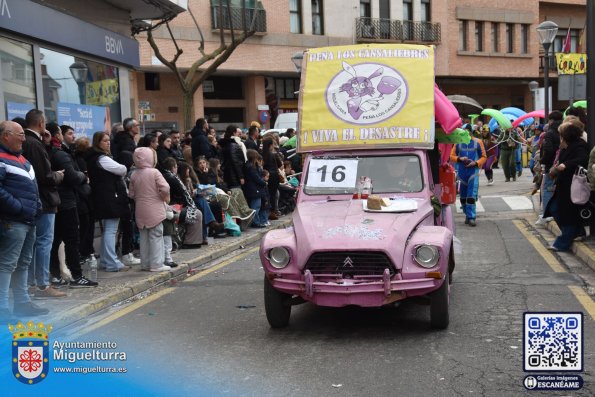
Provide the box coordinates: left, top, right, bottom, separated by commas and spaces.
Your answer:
580, 198, 595, 222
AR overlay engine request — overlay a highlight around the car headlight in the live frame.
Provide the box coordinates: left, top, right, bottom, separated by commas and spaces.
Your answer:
268, 247, 290, 269
414, 245, 439, 268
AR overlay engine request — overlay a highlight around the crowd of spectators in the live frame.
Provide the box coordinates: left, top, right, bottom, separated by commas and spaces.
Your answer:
0, 110, 299, 322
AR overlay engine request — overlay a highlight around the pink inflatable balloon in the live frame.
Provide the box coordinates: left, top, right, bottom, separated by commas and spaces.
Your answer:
511, 110, 545, 128
434, 85, 462, 134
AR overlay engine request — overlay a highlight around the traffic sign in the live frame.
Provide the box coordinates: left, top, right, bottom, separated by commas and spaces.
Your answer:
258, 110, 270, 124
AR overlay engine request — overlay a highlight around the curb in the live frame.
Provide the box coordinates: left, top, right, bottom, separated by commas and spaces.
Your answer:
544, 221, 595, 273
51, 219, 293, 330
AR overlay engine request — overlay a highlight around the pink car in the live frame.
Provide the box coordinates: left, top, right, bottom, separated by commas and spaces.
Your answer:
260, 148, 455, 329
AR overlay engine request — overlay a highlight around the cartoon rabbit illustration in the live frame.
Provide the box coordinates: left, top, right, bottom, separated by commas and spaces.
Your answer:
338, 61, 402, 120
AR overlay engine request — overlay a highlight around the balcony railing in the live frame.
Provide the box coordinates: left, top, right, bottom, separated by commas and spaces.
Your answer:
355, 17, 441, 44
211, 5, 267, 33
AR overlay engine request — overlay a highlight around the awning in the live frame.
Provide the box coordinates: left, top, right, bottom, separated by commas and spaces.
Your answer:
106, 0, 187, 28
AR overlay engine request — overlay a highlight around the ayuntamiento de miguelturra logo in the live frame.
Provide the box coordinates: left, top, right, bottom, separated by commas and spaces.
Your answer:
9, 321, 52, 385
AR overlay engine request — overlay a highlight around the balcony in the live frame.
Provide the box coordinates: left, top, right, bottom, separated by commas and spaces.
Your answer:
355, 18, 441, 44
211, 5, 267, 33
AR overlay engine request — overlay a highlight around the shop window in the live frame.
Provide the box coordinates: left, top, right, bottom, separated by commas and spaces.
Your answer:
145, 72, 160, 91
203, 76, 244, 100
0, 37, 36, 119
275, 78, 299, 99
39, 47, 121, 136
204, 107, 244, 125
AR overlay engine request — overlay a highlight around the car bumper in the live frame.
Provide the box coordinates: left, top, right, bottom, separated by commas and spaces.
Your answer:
268, 270, 443, 307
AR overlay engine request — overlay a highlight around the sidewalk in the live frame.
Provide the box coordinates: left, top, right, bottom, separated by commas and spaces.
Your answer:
530, 192, 595, 273
32, 216, 293, 331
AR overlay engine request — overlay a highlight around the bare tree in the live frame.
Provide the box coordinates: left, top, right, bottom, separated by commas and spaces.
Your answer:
133, 0, 261, 131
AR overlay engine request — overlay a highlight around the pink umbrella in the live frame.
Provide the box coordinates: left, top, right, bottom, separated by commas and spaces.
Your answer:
511, 110, 545, 128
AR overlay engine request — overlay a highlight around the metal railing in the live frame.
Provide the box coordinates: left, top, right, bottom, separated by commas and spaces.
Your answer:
211, 5, 267, 33
355, 17, 441, 44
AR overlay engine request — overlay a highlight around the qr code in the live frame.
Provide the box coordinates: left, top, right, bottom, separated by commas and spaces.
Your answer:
524, 313, 583, 371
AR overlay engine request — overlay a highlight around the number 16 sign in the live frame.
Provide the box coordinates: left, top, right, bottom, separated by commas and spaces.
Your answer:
307, 159, 358, 188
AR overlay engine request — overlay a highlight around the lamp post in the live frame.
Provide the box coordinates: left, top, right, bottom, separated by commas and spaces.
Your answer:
536, 21, 558, 119
69, 61, 88, 105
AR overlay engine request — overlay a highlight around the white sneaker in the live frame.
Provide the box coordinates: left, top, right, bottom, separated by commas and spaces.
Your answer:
487, 179, 494, 186
150, 265, 171, 272
535, 216, 546, 225
535, 216, 554, 226
121, 253, 141, 265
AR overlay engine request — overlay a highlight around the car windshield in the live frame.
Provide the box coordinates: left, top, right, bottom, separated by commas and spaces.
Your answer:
304, 155, 424, 195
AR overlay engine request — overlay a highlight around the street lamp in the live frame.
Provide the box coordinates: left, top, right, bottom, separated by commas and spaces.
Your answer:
69, 61, 88, 105
536, 21, 558, 119
291, 51, 304, 73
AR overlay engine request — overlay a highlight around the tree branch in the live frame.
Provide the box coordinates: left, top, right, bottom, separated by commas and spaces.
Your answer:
225, 0, 235, 44
189, 29, 255, 94
147, 29, 187, 91
187, 3, 205, 53
166, 22, 183, 65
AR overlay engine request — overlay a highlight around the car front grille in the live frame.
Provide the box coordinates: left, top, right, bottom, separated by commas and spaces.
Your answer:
304, 251, 396, 277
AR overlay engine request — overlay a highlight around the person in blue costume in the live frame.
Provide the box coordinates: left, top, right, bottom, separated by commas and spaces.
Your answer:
450, 125, 487, 227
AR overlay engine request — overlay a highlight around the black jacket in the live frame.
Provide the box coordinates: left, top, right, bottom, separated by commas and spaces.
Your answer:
86, 150, 130, 220
190, 126, 212, 160
243, 163, 267, 201
244, 138, 260, 153
219, 137, 245, 188
156, 146, 173, 171
544, 139, 589, 225
540, 120, 562, 169
74, 150, 92, 215
22, 129, 63, 213
50, 144, 86, 211
112, 131, 136, 162
162, 170, 194, 207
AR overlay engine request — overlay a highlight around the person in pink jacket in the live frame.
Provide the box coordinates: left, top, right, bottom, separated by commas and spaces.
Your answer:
129, 147, 171, 272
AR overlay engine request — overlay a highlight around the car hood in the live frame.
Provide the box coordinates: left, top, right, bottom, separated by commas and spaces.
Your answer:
292, 199, 433, 266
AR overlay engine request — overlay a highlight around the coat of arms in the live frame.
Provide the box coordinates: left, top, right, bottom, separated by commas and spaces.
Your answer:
9, 321, 52, 385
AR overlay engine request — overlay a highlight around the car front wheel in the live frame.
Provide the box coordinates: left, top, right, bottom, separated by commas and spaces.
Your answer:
430, 271, 449, 329
264, 276, 291, 328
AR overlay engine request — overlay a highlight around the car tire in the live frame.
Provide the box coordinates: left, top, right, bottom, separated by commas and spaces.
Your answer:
264, 276, 291, 328
430, 271, 449, 329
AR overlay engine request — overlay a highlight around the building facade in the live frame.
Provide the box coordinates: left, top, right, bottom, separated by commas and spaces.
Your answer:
135, 0, 587, 131
0, 0, 185, 136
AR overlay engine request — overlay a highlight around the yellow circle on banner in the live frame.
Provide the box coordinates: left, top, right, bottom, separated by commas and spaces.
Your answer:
28, 341, 33, 346
15, 374, 20, 378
